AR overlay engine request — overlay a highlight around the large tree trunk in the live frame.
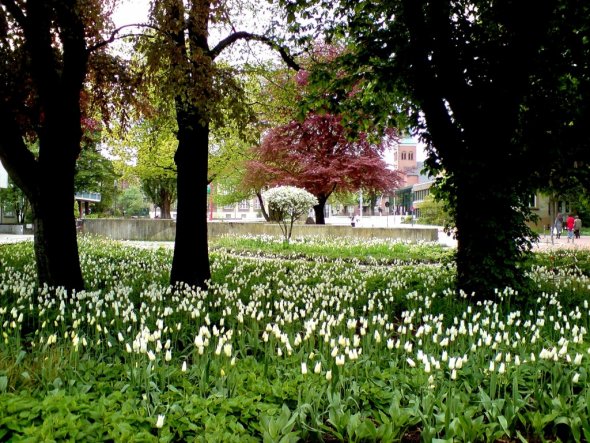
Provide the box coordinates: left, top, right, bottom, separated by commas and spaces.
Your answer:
31, 170, 83, 291
160, 189, 172, 219
31, 98, 85, 291
0, 1, 87, 298
453, 172, 527, 299
170, 112, 211, 289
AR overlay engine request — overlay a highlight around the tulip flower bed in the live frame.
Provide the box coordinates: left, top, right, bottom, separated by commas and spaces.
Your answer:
1, 236, 590, 441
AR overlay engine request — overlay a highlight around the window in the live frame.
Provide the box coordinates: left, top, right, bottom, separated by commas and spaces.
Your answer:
238, 200, 250, 210
223, 204, 234, 211
528, 194, 537, 208
401, 152, 407, 160
2, 203, 14, 217
253, 198, 261, 209
409, 152, 414, 160
559, 201, 570, 214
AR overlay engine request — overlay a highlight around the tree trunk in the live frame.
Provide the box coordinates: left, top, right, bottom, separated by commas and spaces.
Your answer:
369, 193, 378, 215
313, 204, 325, 224
160, 190, 172, 219
32, 163, 84, 291
256, 191, 270, 221
313, 195, 328, 225
0, 1, 87, 296
170, 111, 211, 289
313, 195, 328, 224
453, 170, 528, 300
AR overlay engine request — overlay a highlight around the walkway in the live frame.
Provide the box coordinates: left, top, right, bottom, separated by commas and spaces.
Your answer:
1, 229, 589, 252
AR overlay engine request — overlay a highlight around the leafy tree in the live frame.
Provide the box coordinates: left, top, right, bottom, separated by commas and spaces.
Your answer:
245, 113, 401, 224
264, 186, 318, 243
518, 3, 590, 197
278, 0, 582, 298
415, 194, 449, 226
141, 178, 177, 219
0, 0, 114, 290
113, 96, 178, 219
117, 185, 150, 217
75, 128, 119, 216
0, 179, 30, 223
142, 0, 298, 289
211, 66, 305, 216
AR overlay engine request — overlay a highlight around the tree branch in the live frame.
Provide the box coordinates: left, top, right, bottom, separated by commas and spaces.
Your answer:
209, 31, 300, 71
87, 23, 161, 53
0, 0, 27, 28
0, 105, 40, 199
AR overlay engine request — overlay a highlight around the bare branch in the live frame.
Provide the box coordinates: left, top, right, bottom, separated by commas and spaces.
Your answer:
209, 31, 300, 71
87, 23, 161, 53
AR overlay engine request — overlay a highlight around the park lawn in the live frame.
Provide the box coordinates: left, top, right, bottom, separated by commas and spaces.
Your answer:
1, 236, 590, 441
210, 234, 455, 265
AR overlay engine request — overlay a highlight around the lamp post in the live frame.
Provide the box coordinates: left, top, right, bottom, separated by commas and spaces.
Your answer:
359, 189, 363, 223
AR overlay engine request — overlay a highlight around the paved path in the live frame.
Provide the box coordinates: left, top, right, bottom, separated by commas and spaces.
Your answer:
0, 234, 33, 244
533, 233, 590, 251
1, 231, 589, 252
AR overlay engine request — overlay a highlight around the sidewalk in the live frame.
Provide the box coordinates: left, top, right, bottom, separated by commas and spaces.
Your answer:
0, 234, 33, 244
0, 229, 588, 252
533, 233, 590, 251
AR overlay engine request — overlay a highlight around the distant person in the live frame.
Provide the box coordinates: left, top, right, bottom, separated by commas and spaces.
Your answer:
574, 215, 582, 239
566, 214, 575, 242
554, 213, 563, 239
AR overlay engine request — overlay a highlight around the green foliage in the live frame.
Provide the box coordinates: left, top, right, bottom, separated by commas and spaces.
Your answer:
116, 186, 150, 217
141, 178, 177, 219
275, 0, 584, 298
0, 180, 30, 223
416, 194, 449, 226
211, 234, 454, 265
75, 145, 120, 215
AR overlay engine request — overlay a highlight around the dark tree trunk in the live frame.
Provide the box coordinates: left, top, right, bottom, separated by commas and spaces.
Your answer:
160, 197, 172, 219
160, 188, 172, 219
31, 167, 83, 291
170, 110, 211, 289
313, 204, 325, 224
313, 195, 329, 224
453, 172, 527, 299
369, 193, 378, 215
0, 3, 88, 292
256, 191, 270, 221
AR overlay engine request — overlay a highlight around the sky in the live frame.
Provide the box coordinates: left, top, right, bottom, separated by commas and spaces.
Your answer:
112, 0, 150, 28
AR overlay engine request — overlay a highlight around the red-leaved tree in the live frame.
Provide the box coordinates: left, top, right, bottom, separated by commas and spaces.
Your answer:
245, 113, 401, 224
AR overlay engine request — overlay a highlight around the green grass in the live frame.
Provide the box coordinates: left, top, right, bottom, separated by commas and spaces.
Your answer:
210, 234, 455, 265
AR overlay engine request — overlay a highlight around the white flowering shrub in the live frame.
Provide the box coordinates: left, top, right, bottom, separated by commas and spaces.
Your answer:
263, 186, 318, 243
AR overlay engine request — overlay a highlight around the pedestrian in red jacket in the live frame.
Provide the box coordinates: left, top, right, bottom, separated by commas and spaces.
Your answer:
566, 214, 575, 242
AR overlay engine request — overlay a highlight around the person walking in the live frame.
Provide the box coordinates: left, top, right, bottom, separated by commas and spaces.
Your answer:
554, 213, 563, 239
574, 214, 582, 239
566, 214, 575, 242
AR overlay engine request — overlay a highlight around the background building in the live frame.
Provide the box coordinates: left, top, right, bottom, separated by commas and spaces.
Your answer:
391, 138, 420, 187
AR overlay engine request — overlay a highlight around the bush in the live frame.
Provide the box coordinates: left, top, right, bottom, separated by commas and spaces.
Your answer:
415, 194, 449, 226
263, 186, 318, 243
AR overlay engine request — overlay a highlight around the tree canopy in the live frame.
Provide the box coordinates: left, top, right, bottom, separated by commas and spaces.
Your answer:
0, 0, 121, 291
245, 112, 400, 224
277, 0, 590, 299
